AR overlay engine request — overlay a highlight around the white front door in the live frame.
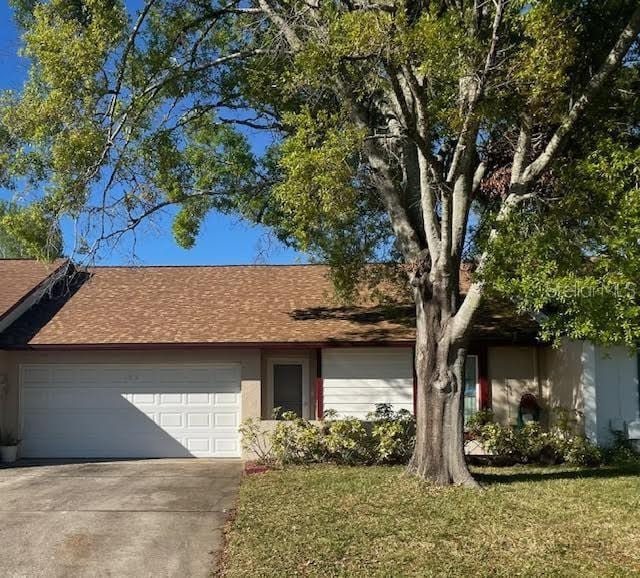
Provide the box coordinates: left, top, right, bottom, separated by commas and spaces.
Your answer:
20, 363, 241, 458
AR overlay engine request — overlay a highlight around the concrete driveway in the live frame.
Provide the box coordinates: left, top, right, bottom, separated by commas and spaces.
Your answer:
0, 459, 243, 577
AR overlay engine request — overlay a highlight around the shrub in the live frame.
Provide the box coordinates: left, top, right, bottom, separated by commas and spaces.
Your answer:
238, 417, 276, 465
477, 423, 519, 460
271, 415, 326, 464
516, 423, 555, 463
465, 409, 495, 438
368, 405, 415, 464
240, 404, 607, 469
324, 418, 373, 464
473, 420, 603, 467
563, 436, 604, 467
240, 404, 416, 466
603, 432, 640, 466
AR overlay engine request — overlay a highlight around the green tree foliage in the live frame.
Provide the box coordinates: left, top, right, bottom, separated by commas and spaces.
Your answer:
0, 200, 63, 259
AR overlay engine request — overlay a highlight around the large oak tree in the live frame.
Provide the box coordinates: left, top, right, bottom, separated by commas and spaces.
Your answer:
2, 0, 640, 485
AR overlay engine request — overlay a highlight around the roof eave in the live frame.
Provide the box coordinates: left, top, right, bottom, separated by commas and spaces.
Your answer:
0, 259, 70, 332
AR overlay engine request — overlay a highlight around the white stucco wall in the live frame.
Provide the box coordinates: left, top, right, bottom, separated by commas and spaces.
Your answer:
592, 345, 639, 446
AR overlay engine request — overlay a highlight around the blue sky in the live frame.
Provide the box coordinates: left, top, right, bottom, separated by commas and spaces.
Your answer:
0, 2, 304, 266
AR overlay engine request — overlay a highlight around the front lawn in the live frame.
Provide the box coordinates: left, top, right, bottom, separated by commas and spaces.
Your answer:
222, 464, 640, 577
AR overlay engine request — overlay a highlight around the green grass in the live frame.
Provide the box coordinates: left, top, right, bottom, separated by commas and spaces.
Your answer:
222, 464, 640, 577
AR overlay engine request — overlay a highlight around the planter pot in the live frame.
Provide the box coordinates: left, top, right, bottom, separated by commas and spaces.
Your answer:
0, 445, 18, 463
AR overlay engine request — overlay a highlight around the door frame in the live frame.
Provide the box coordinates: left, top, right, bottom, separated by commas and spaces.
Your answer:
267, 357, 310, 419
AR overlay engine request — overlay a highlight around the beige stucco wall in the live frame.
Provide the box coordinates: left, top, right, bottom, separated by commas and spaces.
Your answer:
0, 348, 262, 437
260, 348, 318, 419
539, 340, 585, 432
489, 341, 587, 433
488, 346, 542, 426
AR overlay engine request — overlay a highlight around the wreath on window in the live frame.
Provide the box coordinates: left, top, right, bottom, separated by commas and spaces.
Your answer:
517, 393, 541, 428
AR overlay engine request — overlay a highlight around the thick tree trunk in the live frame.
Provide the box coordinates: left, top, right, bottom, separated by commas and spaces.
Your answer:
406, 284, 479, 488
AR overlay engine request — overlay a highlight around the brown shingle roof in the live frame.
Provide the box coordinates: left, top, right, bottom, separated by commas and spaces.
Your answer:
4, 265, 415, 346
0, 259, 67, 323
0, 263, 539, 347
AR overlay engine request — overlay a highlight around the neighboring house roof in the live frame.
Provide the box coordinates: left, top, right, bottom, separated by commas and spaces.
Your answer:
0, 263, 539, 348
0, 259, 68, 329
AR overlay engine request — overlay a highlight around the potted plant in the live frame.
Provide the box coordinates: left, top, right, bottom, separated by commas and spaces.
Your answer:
0, 429, 20, 463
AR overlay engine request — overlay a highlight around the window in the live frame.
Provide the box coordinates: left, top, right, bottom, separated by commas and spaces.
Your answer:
464, 355, 479, 423
273, 363, 304, 418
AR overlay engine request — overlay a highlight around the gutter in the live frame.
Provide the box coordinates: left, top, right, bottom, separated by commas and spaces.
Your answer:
2, 336, 552, 352
1, 340, 417, 351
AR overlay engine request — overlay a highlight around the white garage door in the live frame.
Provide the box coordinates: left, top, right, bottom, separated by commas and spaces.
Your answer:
20, 363, 241, 458
322, 348, 414, 419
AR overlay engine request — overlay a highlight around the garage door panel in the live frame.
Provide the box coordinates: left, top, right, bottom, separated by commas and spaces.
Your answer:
21, 366, 52, 385
21, 363, 241, 458
25, 388, 144, 410
52, 367, 115, 386
159, 412, 184, 427
160, 393, 183, 404
21, 389, 49, 409
214, 392, 241, 405
187, 392, 212, 405
214, 438, 239, 454
24, 408, 170, 436
187, 412, 210, 428
213, 412, 238, 427
22, 436, 196, 459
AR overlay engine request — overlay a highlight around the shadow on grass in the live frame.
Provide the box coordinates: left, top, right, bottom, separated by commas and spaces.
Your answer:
476, 464, 640, 486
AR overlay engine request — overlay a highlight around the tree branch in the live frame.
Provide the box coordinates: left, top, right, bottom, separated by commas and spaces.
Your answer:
452, 6, 640, 342
446, 0, 505, 185
521, 6, 640, 184
256, 0, 303, 51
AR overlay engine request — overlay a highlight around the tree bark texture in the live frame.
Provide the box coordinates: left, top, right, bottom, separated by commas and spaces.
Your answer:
406, 281, 479, 488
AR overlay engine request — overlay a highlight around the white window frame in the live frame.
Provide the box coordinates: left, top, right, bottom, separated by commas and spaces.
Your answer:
267, 357, 310, 419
